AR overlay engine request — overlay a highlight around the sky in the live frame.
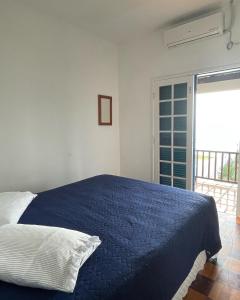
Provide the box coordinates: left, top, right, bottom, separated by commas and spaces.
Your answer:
195, 90, 240, 152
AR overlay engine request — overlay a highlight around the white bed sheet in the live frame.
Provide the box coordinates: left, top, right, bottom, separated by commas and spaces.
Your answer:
172, 250, 207, 299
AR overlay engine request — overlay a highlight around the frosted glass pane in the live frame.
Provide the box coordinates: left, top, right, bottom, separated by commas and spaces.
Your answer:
160, 133, 171, 146
173, 178, 186, 189
174, 148, 186, 162
160, 147, 171, 161
160, 117, 171, 131
160, 102, 171, 116
174, 83, 187, 99
160, 176, 171, 186
159, 85, 171, 100
174, 164, 186, 178
160, 162, 171, 176
174, 117, 187, 131
174, 100, 187, 115
174, 133, 186, 147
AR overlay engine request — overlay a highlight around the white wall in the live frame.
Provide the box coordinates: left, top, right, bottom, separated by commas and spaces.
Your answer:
0, 1, 120, 193
119, 2, 240, 182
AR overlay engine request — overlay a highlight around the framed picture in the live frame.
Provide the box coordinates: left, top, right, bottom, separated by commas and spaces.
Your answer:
98, 95, 112, 125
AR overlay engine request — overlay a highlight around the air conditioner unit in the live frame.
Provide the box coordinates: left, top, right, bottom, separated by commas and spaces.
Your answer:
164, 12, 224, 48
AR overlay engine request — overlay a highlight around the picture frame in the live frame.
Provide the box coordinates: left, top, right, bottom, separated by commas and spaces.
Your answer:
98, 95, 112, 126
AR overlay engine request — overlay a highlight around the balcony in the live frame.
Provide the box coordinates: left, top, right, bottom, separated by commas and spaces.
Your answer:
194, 150, 239, 215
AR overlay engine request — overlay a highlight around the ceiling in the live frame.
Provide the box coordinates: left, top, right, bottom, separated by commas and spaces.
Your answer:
21, 0, 223, 44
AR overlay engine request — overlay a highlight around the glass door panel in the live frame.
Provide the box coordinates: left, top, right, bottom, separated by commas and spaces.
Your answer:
153, 76, 194, 190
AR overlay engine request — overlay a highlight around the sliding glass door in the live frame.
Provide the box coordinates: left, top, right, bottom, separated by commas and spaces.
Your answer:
153, 76, 194, 190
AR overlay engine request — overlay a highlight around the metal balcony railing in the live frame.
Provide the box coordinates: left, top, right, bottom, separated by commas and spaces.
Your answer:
195, 150, 239, 184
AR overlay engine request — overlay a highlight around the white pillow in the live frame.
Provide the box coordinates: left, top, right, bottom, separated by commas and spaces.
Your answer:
0, 224, 101, 292
0, 192, 37, 226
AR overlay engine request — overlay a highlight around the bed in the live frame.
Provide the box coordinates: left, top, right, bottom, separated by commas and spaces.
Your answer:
0, 175, 221, 300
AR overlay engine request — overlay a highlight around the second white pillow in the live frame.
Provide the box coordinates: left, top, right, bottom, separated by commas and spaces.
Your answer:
0, 192, 37, 226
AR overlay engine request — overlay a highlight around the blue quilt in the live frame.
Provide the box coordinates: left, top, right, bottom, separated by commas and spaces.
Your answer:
0, 175, 221, 300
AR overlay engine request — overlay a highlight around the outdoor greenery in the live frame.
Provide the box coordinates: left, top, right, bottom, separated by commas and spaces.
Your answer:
218, 159, 237, 182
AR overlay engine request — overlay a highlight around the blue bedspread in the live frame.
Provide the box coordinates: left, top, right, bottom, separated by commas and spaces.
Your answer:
0, 175, 221, 300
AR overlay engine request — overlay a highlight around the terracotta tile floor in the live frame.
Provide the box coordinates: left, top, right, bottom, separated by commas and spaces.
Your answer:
184, 213, 240, 300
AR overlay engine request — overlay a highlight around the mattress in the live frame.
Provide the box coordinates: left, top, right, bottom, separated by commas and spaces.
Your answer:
0, 175, 221, 300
